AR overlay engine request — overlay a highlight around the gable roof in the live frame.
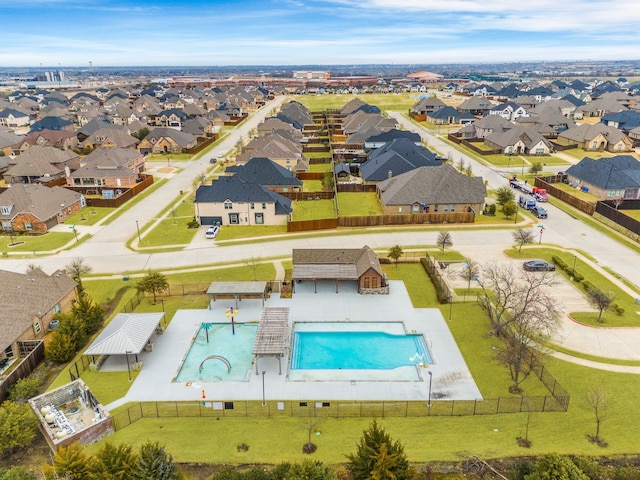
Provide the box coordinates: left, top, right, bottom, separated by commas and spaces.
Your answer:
566, 155, 640, 190
81, 147, 142, 168
195, 176, 292, 215
377, 164, 487, 206
0, 269, 76, 352
365, 128, 421, 144
231, 157, 303, 187
559, 123, 631, 144
84, 313, 164, 355
292, 245, 383, 279
360, 138, 439, 181
143, 127, 197, 147
29, 116, 72, 132
0, 184, 83, 221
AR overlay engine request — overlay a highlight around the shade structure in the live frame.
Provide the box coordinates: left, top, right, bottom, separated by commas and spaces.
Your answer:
84, 312, 164, 356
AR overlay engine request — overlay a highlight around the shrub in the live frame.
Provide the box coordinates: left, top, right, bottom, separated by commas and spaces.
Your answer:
572, 272, 584, 283
45, 332, 76, 363
8, 377, 41, 404
552, 256, 567, 269
582, 281, 596, 293
615, 306, 625, 316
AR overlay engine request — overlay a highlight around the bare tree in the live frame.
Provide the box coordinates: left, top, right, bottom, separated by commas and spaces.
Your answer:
477, 263, 560, 393
587, 383, 609, 447
66, 257, 92, 293
26, 263, 42, 273
459, 257, 479, 293
613, 198, 623, 210
586, 287, 615, 323
244, 256, 262, 281
437, 231, 453, 254
512, 228, 535, 252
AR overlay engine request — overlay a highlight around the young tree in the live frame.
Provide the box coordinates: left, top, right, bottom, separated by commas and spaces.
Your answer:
346, 419, 412, 480
502, 200, 518, 219
57, 311, 89, 350
586, 384, 609, 447
132, 127, 150, 140
0, 401, 39, 456
495, 186, 516, 207
91, 442, 137, 480
585, 288, 614, 323
43, 442, 91, 480
465, 162, 473, 177
388, 245, 403, 269
460, 257, 480, 293
512, 227, 535, 252
66, 257, 92, 293
437, 231, 453, 254
72, 292, 104, 335
528, 162, 543, 176
244, 256, 262, 281
44, 332, 76, 363
321, 172, 335, 192
137, 271, 169, 303
132, 442, 181, 480
524, 454, 589, 480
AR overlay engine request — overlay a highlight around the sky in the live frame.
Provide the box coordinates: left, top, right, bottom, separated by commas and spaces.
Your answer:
2, 0, 640, 67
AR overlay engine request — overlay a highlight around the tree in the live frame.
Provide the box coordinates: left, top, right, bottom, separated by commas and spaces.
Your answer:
502, 200, 518, 219
83, 144, 93, 155
512, 228, 535, 252
66, 257, 92, 293
528, 162, 543, 176
7, 377, 40, 404
244, 256, 262, 281
132, 127, 150, 140
464, 162, 473, 177
72, 292, 104, 335
25, 263, 41, 273
57, 311, 89, 350
586, 384, 609, 446
585, 287, 614, 323
524, 454, 589, 480
477, 263, 560, 392
495, 186, 516, 207
137, 271, 169, 303
91, 442, 137, 480
387, 245, 403, 269
346, 419, 412, 480
460, 257, 479, 293
437, 231, 452, 254
0, 401, 39, 456
0, 467, 38, 480
321, 172, 334, 192
282, 460, 336, 480
43, 442, 91, 480
44, 332, 76, 363
132, 442, 181, 480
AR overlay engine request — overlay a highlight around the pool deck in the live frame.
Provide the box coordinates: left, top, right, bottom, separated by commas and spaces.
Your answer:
104, 281, 482, 410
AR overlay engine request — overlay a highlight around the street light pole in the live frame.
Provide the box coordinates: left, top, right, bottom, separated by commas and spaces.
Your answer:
136, 220, 141, 243
261, 371, 266, 406
427, 371, 433, 408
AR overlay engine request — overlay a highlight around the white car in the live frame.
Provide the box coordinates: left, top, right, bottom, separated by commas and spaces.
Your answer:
205, 225, 219, 239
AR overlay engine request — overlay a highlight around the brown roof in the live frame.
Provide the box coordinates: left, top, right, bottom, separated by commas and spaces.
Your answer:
0, 269, 76, 351
0, 184, 83, 222
292, 246, 382, 279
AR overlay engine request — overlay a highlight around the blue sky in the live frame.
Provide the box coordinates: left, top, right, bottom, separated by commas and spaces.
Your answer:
2, 0, 639, 67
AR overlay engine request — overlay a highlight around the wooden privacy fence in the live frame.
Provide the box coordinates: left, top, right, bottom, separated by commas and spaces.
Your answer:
288, 218, 339, 232
296, 172, 325, 180
535, 177, 596, 215
281, 191, 334, 200
338, 213, 475, 227
337, 184, 377, 193
0, 340, 44, 402
595, 201, 640, 236
82, 175, 155, 208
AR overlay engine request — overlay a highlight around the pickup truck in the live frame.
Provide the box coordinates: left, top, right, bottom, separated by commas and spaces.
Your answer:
518, 195, 537, 210
531, 205, 548, 219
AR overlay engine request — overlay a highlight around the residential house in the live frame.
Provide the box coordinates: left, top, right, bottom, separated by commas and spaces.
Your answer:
484, 125, 553, 156
409, 97, 446, 120
238, 132, 306, 171
4, 146, 80, 184
17, 129, 78, 152
0, 184, 85, 233
457, 97, 493, 116
29, 116, 73, 133
137, 127, 198, 154
0, 131, 24, 156
194, 175, 292, 226
228, 157, 302, 193
359, 138, 440, 183
466, 115, 513, 139
81, 128, 140, 150
376, 164, 487, 215
257, 117, 301, 137
291, 246, 387, 294
154, 109, 189, 129
556, 124, 633, 152
66, 147, 145, 188
565, 155, 640, 200
0, 269, 77, 364
76, 119, 113, 143
487, 101, 528, 121
0, 108, 31, 128
427, 106, 476, 125
601, 110, 640, 132
363, 129, 421, 149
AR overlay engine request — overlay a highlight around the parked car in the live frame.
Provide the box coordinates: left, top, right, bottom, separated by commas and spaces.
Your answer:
205, 225, 220, 239
531, 205, 548, 219
523, 260, 555, 272
209, 158, 217, 164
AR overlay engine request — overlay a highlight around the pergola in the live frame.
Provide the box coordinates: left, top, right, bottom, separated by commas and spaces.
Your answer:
252, 307, 290, 375
206, 281, 268, 307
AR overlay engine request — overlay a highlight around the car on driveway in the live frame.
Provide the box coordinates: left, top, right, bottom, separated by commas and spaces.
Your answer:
531, 205, 548, 219
523, 260, 555, 271
205, 225, 220, 239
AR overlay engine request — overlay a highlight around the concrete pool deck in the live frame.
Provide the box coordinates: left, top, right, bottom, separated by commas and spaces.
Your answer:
104, 281, 482, 410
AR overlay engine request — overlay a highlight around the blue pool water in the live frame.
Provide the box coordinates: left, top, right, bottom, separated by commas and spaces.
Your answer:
290, 330, 431, 370
174, 323, 257, 382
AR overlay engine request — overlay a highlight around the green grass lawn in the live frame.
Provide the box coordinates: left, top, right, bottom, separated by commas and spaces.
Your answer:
309, 163, 332, 173
103, 178, 168, 225
292, 199, 337, 220
304, 152, 331, 159
145, 153, 192, 162
63, 207, 116, 226
295, 93, 420, 112
505, 247, 640, 327
337, 192, 382, 216
139, 218, 198, 247
550, 182, 600, 203
304, 179, 323, 192
216, 225, 287, 241
1, 231, 75, 253
621, 209, 640, 221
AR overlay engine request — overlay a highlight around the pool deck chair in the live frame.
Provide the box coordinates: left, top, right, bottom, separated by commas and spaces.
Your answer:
252, 307, 290, 375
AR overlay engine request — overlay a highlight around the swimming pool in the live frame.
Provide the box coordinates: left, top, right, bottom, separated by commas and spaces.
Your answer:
174, 323, 257, 383
290, 322, 432, 372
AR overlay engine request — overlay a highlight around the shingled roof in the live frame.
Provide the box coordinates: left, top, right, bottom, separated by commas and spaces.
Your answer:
292, 246, 383, 280
566, 155, 640, 190
0, 184, 83, 222
0, 269, 76, 352
360, 138, 439, 182
231, 157, 302, 187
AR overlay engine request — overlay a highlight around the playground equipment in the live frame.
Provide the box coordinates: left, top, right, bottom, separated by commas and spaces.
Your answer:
225, 307, 239, 335
199, 355, 232, 374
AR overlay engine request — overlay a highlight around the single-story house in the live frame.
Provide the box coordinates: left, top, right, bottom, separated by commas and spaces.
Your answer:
66, 147, 145, 188
228, 157, 302, 193
556, 124, 633, 152
565, 155, 640, 200
360, 138, 440, 183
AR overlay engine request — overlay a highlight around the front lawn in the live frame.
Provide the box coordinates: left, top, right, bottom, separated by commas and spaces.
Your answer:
216, 225, 287, 241
1, 231, 75, 253
337, 192, 382, 216
292, 199, 337, 220
63, 207, 116, 226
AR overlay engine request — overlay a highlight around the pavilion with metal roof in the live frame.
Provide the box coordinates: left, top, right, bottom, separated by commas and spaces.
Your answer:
206, 281, 268, 307
252, 307, 290, 375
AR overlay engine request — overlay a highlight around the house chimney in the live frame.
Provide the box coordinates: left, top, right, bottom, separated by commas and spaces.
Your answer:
388, 170, 392, 179
64, 166, 71, 177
